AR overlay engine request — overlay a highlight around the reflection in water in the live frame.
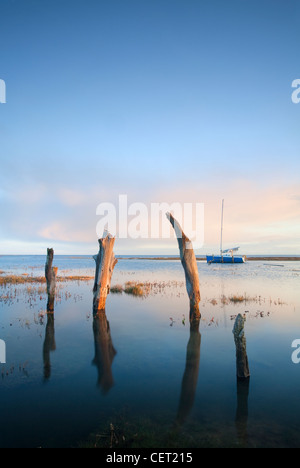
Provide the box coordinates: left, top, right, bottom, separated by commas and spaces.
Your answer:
233, 314, 250, 446
43, 312, 56, 381
235, 378, 250, 446
176, 316, 201, 427
92, 311, 117, 395
47, 294, 55, 314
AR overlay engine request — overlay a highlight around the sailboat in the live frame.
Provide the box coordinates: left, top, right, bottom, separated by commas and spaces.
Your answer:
206, 200, 246, 264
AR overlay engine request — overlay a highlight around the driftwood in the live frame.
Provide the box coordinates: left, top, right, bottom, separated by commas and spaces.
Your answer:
233, 314, 250, 380
93, 233, 118, 311
45, 248, 58, 312
176, 317, 201, 426
166, 213, 201, 319
92, 311, 117, 394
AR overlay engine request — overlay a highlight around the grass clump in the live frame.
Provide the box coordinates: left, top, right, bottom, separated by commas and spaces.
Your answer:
124, 281, 146, 297
110, 285, 124, 294
0, 275, 46, 286
0, 274, 94, 287
229, 295, 245, 303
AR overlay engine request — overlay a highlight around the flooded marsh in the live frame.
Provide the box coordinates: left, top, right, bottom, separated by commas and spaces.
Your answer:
0, 256, 300, 448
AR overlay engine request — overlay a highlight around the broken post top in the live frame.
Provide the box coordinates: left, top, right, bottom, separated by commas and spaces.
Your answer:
45, 248, 57, 277
233, 314, 246, 339
166, 212, 201, 320
47, 248, 54, 260
166, 212, 194, 254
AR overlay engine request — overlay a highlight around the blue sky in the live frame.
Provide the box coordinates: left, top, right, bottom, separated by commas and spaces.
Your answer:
0, 0, 300, 255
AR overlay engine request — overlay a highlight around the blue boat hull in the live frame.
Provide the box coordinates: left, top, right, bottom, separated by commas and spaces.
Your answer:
206, 255, 245, 264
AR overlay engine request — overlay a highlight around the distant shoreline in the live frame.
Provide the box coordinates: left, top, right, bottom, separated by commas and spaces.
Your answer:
0, 255, 299, 262
117, 256, 300, 262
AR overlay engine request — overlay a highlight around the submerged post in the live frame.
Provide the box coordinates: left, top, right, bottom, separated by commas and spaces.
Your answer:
45, 248, 58, 312
233, 314, 250, 380
166, 212, 201, 320
93, 232, 118, 312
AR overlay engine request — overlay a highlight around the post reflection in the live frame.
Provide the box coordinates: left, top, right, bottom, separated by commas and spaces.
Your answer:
92, 311, 117, 395
43, 284, 56, 382
43, 311, 56, 381
176, 316, 201, 427
235, 378, 250, 446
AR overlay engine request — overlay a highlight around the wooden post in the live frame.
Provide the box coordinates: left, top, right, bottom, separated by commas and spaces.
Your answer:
45, 248, 58, 312
93, 233, 118, 312
92, 311, 117, 394
166, 212, 201, 320
44, 249, 57, 379
233, 314, 250, 380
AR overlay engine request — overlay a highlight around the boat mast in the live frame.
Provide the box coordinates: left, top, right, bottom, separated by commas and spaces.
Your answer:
220, 199, 224, 256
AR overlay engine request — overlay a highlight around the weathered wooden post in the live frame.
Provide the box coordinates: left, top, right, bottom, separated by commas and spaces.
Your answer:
93, 232, 118, 312
92, 311, 117, 394
166, 213, 201, 320
43, 248, 57, 379
176, 317, 201, 427
233, 314, 250, 380
45, 248, 58, 312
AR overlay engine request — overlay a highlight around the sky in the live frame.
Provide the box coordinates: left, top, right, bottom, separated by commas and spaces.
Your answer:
0, 0, 300, 255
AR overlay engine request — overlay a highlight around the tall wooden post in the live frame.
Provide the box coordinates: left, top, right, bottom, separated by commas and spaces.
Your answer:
45, 248, 58, 312
166, 213, 201, 320
93, 233, 118, 312
44, 248, 57, 380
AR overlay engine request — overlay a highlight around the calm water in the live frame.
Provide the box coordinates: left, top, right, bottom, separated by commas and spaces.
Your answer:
0, 255, 300, 448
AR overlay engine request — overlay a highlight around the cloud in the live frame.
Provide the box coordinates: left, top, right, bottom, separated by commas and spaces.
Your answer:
38, 220, 96, 243
58, 188, 88, 207
1, 175, 300, 254
151, 179, 300, 253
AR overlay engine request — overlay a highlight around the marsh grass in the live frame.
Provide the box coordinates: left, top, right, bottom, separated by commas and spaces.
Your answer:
0, 275, 46, 286
229, 295, 246, 303
112, 281, 153, 297
110, 285, 124, 294
79, 413, 243, 449
227, 294, 255, 304
0, 274, 94, 287
124, 281, 147, 297
111, 280, 184, 299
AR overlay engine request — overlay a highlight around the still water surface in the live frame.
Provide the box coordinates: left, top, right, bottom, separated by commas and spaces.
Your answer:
0, 256, 300, 448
